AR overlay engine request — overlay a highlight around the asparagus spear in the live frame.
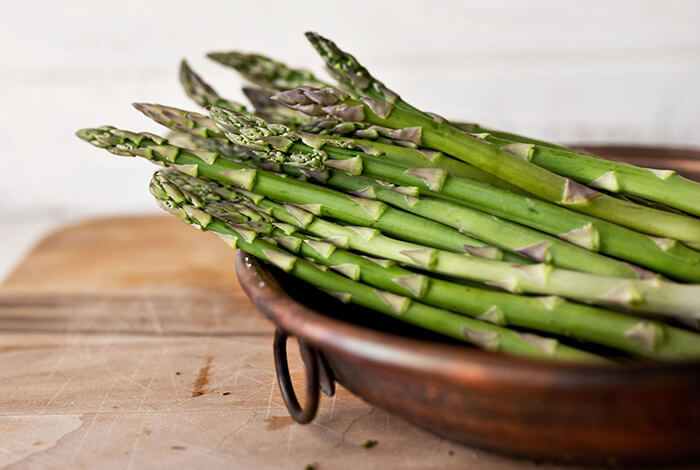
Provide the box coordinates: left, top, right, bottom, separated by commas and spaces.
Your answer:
209, 105, 700, 282
207, 51, 329, 90
278, 72, 700, 244
475, 133, 700, 217
76, 126, 700, 317
242, 86, 312, 127
179, 60, 245, 111
161, 169, 700, 359
457, 122, 574, 152
150, 170, 601, 361
298, 117, 526, 194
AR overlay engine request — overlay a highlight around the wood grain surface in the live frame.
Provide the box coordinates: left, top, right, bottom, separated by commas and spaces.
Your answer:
0, 216, 694, 470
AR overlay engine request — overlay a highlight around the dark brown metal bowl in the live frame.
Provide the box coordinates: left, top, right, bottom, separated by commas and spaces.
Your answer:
236, 145, 700, 466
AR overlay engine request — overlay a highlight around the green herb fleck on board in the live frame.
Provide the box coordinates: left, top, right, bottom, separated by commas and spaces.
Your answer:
362, 439, 378, 449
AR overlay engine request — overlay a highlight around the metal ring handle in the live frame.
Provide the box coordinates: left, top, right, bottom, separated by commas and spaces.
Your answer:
273, 328, 319, 424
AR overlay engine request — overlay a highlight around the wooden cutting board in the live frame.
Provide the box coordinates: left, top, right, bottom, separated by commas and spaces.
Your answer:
0, 216, 683, 470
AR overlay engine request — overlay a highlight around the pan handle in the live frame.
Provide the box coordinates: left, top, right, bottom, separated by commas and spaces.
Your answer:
273, 328, 335, 424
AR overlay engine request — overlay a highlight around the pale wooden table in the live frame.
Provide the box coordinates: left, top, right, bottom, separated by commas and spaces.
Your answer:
0, 216, 693, 469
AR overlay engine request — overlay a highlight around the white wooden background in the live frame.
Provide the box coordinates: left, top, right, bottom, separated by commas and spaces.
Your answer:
1, 0, 699, 279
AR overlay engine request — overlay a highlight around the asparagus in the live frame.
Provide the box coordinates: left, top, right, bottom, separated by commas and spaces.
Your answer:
162, 169, 700, 359
132, 102, 664, 278
476, 133, 700, 217
75, 125, 500, 257
204, 42, 587, 159
201, 47, 550, 195
305, 32, 700, 212
687, 241, 700, 252
164, 131, 244, 160
208, 106, 644, 279
135, 101, 522, 193
131, 102, 529, 263
150, 170, 601, 361
305, 32, 575, 152
207, 51, 329, 90
300, 117, 526, 194
135, 102, 223, 139
304, 117, 700, 215
457, 122, 574, 152
76, 126, 700, 317
209, 105, 700, 282
179, 60, 245, 111
133, 102, 700, 281
220, 41, 574, 156
242, 86, 312, 127
291, 42, 700, 242
204, 49, 527, 192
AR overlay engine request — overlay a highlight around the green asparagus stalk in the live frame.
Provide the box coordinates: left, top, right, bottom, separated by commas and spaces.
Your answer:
300, 117, 527, 194
162, 169, 700, 359
209, 105, 700, 282
456, 122, 574, 152
135, 102, 223, 139
179, 60, 246, 111
275, 85, 700, 245
687, 241, 700, 252
303, 32, 433, 118
207, 51, 330, 90
150, 170, 601, 361
476, 133, 700, 217
242, 87, 312, 127
164, 131, 246, 161
76, 126, 700, 317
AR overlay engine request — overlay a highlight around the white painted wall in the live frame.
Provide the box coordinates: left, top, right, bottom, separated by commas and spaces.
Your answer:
1, 0, 699, 278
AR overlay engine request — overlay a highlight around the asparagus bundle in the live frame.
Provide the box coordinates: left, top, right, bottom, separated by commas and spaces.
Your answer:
133, 102, 640, 277
155, 169, 700, 359
206, 43, 700, 217
132, 102, 700, 282
149, 169, 607, 361
272, 85, 700, 243
77, 126, 700, 318
211, 106, 700, 282
302, 32, 700, 218
75, 32, 700, 361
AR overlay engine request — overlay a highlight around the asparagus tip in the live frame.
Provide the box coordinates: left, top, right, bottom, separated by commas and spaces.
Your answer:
205, 51, 229, 63
75, 128, 92, 141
